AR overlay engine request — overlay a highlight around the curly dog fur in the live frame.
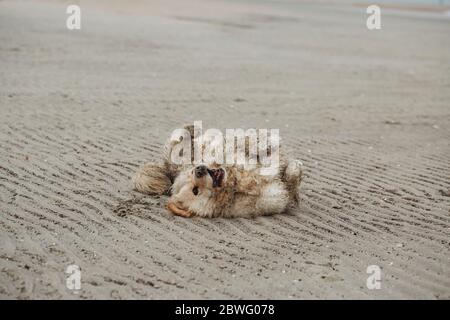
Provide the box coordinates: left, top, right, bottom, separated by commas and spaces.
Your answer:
132, 125, 302, 218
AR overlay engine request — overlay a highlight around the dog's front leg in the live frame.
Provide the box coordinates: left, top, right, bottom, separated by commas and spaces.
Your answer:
167, 202, 192, 218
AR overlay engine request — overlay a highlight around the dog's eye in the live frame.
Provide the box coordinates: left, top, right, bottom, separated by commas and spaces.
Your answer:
192, 186, 199, 195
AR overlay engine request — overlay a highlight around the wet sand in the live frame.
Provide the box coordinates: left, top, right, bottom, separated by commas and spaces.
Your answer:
0, 0, 449, 299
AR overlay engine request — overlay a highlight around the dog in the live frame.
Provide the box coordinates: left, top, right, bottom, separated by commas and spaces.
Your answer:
132, 124, 302, 218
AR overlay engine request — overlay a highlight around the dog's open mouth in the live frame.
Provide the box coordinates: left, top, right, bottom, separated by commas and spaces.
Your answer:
207, 168, 225, 188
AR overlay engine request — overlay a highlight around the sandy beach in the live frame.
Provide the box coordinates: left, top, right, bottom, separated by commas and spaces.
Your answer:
0, 0, 449, 299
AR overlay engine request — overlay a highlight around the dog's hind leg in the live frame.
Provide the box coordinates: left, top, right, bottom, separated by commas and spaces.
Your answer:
132, 163, 172, 195
255, 182, 290, 216
283, 160, 303, 206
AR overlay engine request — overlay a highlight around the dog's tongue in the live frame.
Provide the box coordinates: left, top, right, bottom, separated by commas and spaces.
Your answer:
213, 171, 221, 187
208, 169, 222, 188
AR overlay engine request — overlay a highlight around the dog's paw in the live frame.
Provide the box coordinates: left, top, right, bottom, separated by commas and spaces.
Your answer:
286, 160, 303, 180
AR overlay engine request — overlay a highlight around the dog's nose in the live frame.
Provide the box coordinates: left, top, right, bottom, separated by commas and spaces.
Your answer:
195, 165, 208, 178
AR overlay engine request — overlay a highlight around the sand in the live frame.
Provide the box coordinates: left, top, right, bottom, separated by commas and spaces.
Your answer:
0, 0, 449, 299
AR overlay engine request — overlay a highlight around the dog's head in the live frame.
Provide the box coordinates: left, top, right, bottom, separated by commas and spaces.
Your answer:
167, 165, 226, 217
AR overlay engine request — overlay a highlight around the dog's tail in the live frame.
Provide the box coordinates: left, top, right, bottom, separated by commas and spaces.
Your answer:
283, 159, 303, 206
132, 163, 172, 195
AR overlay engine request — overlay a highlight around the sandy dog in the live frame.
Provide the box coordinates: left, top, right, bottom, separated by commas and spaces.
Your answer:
132, 125, 302, 218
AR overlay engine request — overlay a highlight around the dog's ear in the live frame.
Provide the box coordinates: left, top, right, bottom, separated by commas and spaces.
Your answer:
163, 123, 196, 174
132, 163, 172, 195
